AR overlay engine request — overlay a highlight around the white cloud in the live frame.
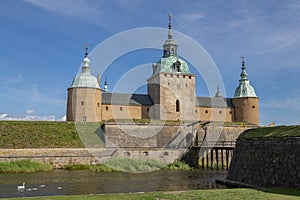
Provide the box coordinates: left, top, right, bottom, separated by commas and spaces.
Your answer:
25, 109, 35, 114
58, 115, 66, 121
0, 113, 8, 119
0, 113, 56, 121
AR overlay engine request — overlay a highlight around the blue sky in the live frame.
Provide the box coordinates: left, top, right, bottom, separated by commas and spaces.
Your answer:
0, 0, 299, 125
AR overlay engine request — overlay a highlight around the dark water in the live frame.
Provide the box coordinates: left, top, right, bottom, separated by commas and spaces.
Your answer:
0, 169, 228, 198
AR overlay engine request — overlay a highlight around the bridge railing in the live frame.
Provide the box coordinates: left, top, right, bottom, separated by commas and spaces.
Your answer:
196, 140, 236, 147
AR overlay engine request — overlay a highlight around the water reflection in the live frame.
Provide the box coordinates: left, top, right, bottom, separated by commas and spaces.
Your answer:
0, 169, 228, 198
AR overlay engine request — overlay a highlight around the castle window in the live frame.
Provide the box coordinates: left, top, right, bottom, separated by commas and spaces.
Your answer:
168, 82, 170, 85
97, 103, 100, 107
183, 75, 185, 78
176, 100, 180, 112
106, 106, 108, 111
185, 84, 188, 87
229, 111, 232, 114
120, 107, 123, 111
236, 106, 239, 109
81, 101, 84, 106
171, 74, 173, 78
205, 110, 208, 114
219, 111, 222, 114
124, 152, 131, 156
195, 109, 197, 113
164, 74, 167, 77
252, 106, 255, 109
147, 108, 149, 112
189, 76, 191, 79
175, 61, 181, 72
143, 151, 149, 156
82, 116, 87, 122
177, 75, 179, 78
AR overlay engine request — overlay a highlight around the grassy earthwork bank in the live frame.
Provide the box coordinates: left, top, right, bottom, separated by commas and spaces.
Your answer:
240, 125, 300, 138
0, 121, 105, 148
4, 188, 300, 200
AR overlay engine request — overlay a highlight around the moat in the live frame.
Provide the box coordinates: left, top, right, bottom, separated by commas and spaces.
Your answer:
0, 169, 228, 198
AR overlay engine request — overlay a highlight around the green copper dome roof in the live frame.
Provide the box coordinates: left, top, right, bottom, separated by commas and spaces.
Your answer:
70, 48, 99, 89
234, 58, 257, 98
152, 55, 191, 75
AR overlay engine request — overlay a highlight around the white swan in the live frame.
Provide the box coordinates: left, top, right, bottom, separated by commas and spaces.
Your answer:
17, 182, 25, 190
39, 185, 46, 188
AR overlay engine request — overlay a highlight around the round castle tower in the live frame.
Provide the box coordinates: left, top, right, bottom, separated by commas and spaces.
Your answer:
66, 47, 102, 122
232, 57, 259, 125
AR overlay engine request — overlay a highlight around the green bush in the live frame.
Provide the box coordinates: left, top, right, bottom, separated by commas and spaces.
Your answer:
166, 160, 192, 170
0, 159, 52, 173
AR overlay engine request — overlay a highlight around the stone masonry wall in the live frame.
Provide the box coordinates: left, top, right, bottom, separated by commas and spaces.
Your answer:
0, 148, 185, 168
226, 137, 300, 189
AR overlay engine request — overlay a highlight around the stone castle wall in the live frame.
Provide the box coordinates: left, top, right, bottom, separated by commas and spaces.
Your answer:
226, 137, 300, 189
0, 148, 183, 168
104, 123, 192, 148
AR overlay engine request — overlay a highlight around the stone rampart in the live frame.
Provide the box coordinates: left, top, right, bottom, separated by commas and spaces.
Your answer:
226, 137, 300, 189
0, 148, 184, 168
104, 123, 193, 148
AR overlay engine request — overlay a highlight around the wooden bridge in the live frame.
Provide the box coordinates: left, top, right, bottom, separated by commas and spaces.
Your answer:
180, 121, 238, 170
191, 141, 236, 170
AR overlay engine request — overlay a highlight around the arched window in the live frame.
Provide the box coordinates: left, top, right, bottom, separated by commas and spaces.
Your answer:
176, 99, 180, 112
175, 61, 181, 72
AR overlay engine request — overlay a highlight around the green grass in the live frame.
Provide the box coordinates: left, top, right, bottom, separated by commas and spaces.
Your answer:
240, 125, 300, 138
64, 160, 194, 172
103, 158, 168, 172
0, 159, 52, 173
0, 159, 193, 173
4, 188, 300, 200
0, 121, 104, 148
63, 164, 116, 172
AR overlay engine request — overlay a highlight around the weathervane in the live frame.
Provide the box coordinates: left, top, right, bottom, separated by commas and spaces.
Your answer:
241, 56, 245, 67
168, 14, 172, 29
85, 43, 89, 57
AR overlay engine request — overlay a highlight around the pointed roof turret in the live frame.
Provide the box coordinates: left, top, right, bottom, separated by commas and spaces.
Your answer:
215, 85, 222, 98
151, 14, 192, 75
81, 46, 91, 72
103, 76, 108, 92
163, 14, 178, 58
70, 46, 99, 89
234, 57, 257, 98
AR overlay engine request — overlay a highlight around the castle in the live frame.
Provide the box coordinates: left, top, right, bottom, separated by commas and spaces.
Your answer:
66, 16, 259, 125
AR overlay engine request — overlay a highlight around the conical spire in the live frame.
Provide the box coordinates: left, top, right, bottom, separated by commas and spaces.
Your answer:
215, 85, 222, 98
82, 45, 91, 72
103, 76, 108, 92
168, 13, 173, 39
163, 14, 177, 57
234, 57, 257, 98
240, 57, 248, 80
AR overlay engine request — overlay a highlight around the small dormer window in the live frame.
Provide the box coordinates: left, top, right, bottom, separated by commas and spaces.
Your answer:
175, 61, 181, 72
